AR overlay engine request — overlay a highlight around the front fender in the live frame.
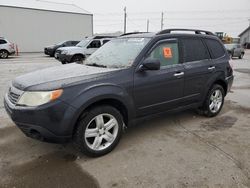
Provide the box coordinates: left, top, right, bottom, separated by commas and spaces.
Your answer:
67, 83, 135, 131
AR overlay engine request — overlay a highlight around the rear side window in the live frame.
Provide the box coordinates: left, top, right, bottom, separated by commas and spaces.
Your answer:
0, 40, 7, 44
181, 38, 210, 63
204, 39, 225, 59
149, 41, 179, 67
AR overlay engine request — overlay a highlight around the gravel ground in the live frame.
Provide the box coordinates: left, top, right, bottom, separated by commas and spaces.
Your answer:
0, 51, 250, 188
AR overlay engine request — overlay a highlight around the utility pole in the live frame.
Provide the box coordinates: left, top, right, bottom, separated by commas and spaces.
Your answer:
161, 12, 164, 30
147, 19, 149, 32
124, 7, 127, 34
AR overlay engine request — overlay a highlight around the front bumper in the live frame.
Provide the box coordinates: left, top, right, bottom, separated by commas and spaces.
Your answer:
56, 53, 73, 63
4, 93, 77, 143
44, 48, 54, 56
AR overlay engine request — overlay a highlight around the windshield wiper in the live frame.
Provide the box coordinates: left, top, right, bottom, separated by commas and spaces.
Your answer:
86, 63, 107, 68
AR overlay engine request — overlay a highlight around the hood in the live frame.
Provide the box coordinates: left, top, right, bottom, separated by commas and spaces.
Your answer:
12, 64, 119, 91
45, 45, 56, 49
61, 46, 84, 54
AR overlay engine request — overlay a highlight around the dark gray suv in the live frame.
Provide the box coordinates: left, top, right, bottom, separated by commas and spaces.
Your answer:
4, 29, 234, 157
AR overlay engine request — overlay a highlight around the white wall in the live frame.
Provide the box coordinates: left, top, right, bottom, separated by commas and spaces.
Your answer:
0, 6, 93, 52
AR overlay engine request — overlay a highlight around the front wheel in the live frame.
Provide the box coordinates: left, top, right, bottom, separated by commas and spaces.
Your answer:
239, 53, 244, 59
73, 105, 123, 157
199, 84, 225, 117
71, 55, 84, 63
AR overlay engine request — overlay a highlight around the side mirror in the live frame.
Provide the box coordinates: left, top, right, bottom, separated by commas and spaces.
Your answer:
139, 58, 160, 71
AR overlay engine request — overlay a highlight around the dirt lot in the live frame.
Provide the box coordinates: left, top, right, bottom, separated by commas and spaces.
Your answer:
0, 52, 250, 188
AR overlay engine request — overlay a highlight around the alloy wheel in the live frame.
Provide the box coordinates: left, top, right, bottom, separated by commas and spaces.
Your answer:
84, 113, 119, 151
0, 51, 8, 58
209, 89, 223, 113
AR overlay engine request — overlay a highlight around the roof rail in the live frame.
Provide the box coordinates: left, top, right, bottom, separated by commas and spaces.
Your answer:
93, 36, 117, 39
120, 32, 149, 36
156, 29, 214, 36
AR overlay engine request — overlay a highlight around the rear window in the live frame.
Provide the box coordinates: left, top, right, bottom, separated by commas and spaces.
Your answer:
204, 39, 225, 59
0, 39, 7, 44
181, 38, 210, 63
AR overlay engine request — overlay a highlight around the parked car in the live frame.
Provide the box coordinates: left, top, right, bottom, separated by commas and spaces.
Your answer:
55, 36, 114, 64
224, 43, 245, 59
0, 37, 15, 59
44, 40, 79, 57
4, 29, 234, 157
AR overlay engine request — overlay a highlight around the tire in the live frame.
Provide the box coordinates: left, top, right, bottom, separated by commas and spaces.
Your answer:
73, 105, 123, 157
71, 55, 84, 63
0, 50, 9, 59
239, 53, 244, 59
199, 84, 225, 117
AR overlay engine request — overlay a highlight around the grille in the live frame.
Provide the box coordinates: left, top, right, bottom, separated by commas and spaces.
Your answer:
8, 87, 21, 105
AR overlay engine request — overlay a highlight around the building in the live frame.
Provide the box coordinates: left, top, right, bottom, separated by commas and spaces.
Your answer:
0, 0, 93, 52
239, 26, 250, 48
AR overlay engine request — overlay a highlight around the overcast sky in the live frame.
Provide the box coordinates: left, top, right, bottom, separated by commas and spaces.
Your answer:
71, 0, 250, 37
5, 0, 250, 37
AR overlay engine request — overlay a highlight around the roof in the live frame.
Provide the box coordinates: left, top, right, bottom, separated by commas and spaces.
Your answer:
0, 0, 92, 15
239, 26, 250, 37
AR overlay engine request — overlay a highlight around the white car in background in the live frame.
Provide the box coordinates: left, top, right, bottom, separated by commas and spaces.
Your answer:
0, 37, 15, 59
55, 36, 114, 64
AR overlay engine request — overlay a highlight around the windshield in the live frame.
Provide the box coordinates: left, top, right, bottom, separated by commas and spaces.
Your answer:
76, 39, 91, 47
85, 38, 150, 68
57, 41, 66, 45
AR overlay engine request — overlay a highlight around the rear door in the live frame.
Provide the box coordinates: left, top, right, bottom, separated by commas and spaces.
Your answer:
180, 37, 214, 105
133, 39, 185, 116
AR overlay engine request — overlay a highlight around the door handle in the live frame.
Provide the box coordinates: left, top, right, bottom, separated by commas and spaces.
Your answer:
208, 66, 215, 70
174, 72, 184, 77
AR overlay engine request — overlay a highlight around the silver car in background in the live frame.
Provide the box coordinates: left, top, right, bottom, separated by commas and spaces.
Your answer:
224, 43, 245, 59
0, 37, 15, 59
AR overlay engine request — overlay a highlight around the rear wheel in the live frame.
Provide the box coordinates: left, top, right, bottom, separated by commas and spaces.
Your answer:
73, 105, 123, 157
198, 84, 225, 117
0, 50, 8, 59
239, 53, 244, 59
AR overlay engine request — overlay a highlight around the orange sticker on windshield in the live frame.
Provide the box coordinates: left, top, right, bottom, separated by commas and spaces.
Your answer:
163, 47, 172, 58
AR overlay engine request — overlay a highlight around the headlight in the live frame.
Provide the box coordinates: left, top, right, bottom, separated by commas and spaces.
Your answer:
17, 89, 63, 106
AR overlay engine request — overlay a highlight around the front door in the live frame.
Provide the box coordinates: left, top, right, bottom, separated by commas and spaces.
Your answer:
133, 39, 184, 116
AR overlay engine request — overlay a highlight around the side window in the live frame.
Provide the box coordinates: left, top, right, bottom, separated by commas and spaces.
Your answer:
181, 38, 210, 63
148, 41, 179, 67
0, 40, 7, 44
72, 41, 78, 46
204, 39, 225, 59
87, 40, 101, 48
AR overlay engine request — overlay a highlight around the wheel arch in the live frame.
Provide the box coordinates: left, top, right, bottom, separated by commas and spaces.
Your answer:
70, 53, 85, 62
71, 97, 130, 138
